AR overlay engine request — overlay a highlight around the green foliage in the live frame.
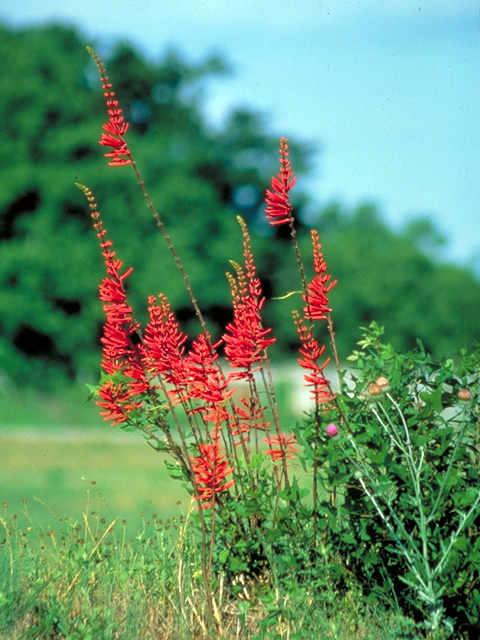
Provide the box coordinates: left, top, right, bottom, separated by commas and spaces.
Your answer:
156, 325, 479, 637
307, 324, 480, 635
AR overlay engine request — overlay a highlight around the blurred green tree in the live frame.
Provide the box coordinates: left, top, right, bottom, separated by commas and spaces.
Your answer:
0, 23, 478, 392
0, 23, 310, 389
300, 203, 480, 358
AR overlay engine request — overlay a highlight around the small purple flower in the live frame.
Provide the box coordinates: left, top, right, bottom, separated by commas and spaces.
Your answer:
326, 423, 339, 438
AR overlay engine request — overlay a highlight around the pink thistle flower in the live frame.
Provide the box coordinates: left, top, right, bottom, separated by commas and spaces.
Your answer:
263, 433, 298, 462
265, 138, 297, 226
326, 423, 339, 437
190, 442, 235, 508
87, 47, 132, 167
458, 388, 472, 404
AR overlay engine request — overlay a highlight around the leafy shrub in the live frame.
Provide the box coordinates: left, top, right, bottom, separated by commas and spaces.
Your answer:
308, 323, 480, 634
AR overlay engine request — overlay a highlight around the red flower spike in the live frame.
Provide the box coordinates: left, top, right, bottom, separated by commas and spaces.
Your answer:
143, 300, 233, 431
293, 310, 336, 409
143, 293, 188, 391
87, 46, 131, 167
76, 183, 148, 423
184, 333, 234, 433
263, 433, 298, 462
303, 230, 338, 321
265, 137, 297, 226
97, 379, 142, 426
223, 218, 275, 375
230, 398, 270, 445
190, 442, 235, 508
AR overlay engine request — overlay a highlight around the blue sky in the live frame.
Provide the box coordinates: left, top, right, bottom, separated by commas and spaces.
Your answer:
2, 0, 479, 270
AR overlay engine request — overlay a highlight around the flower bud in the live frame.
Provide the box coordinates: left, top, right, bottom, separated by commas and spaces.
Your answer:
375, 376, 390, 392
368, 383, 382, 397
326, 423, 339, 438
458, 389, 472, 404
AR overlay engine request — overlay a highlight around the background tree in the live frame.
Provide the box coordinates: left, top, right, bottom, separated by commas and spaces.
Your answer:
0, 23, 310, 389
264, 202, 480, 358
0, 23, 479, 391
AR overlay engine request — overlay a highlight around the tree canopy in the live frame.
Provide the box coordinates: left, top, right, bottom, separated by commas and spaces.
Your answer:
0, 23, 479, 390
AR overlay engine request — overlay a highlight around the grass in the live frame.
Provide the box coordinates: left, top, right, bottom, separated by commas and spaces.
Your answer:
0, 383, 105, 429
0, 430, 444, 640
0, 430, 187, 540
0, 503, 426, 640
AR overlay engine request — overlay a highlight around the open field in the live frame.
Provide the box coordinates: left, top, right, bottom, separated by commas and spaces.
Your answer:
0, 429, 188, 539
0, 367, 307, 536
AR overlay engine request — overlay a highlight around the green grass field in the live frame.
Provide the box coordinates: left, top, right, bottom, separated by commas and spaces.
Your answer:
0, 430, 189, 541
0, 376, 301, 539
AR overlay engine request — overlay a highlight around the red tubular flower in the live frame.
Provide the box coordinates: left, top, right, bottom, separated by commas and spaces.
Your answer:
303, 230, 337, 321
230, 397, 271, 446
87, 46, 131, 167
190, 442, 235, 508
144, 299, 233, 431
223, 217, 275, 375
265, 137, 297, 226
184, 333, 234, 429
96, 379, 142, 426
293, 310, 336, 409
143, 293, 188, 390
263, 433, 298, 462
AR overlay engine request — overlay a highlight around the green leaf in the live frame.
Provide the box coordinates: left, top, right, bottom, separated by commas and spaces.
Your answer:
266, 528, 283, 543
418, 385, 443, 417
218, 549, 229, 563
454, 535, 468, 553
164, 461, 190, 481
340, 532, 357, 545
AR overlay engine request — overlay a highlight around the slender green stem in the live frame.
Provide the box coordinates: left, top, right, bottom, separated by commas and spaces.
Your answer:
428, 408, 468, 524
260, 364, 290, 489
355, 473, 429, 593
326, 312, 342, 385
312, 405, 320, 545
433, 490, 480, 578
128, 155, 209, 336
288, 216, 308, 295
